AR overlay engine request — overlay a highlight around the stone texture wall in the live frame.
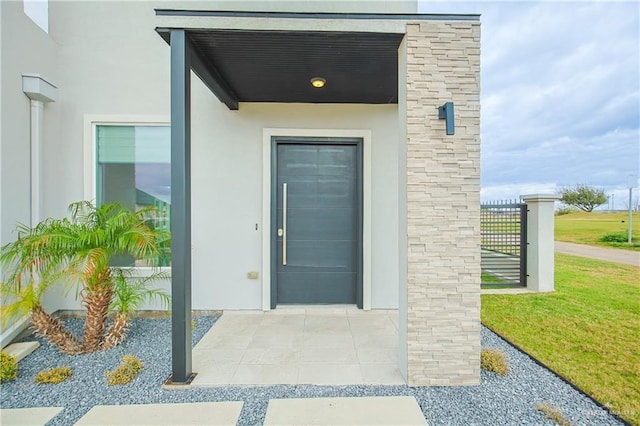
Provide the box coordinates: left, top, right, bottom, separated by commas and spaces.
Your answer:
404, 21, 481, 386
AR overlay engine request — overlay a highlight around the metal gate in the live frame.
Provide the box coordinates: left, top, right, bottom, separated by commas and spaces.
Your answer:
481, 201, 527, 287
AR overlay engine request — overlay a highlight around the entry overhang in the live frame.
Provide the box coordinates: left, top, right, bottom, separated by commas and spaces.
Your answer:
157, 29, 403, 109
156, 10, 479, 110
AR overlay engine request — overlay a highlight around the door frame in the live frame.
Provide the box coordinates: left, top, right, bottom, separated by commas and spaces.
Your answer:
262, 128, 372, 310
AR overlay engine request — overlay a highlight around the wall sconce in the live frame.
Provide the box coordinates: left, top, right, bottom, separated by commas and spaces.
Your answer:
438, 102, 455, 135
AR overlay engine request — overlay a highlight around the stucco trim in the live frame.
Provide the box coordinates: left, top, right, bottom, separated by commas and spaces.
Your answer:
154, 12, 479, 35
262, 128, 372, 311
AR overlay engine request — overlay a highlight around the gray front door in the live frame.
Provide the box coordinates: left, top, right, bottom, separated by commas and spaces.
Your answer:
271, 138, 362, 308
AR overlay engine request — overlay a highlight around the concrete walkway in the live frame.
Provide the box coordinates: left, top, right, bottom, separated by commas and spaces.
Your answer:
0, 397, 428, 425
0, 407, 62, 425
264, 396, 427, 425
75, 401, 244, 425
555, 241, 640, 266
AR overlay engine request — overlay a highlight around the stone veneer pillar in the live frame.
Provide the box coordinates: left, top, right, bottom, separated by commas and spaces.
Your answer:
400, 21, 481, 386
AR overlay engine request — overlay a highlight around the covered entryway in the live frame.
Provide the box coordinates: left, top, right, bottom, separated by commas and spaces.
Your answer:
272, 138, 363, 308
158, 9, 481, 388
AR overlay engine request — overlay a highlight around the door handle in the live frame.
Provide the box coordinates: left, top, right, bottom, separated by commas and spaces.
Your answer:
282, 182, 287, 265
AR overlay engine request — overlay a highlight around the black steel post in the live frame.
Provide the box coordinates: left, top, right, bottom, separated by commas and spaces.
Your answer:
169, 29, 193, 384
520, 204, 528, 287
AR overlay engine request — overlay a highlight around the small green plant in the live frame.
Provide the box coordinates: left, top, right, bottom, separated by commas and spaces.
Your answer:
105, 355, 143, 385
480, 348, 509, 376
191, 318, 196, 331
599, 232, 629, 243
34, 367, 72, 384
0, 351, 18, 383
101, 268, 170, 350
535, 402, 571, 426
555, 206, 577, 216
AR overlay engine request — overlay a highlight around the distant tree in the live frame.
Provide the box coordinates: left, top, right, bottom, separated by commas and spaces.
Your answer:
559, 184, 608, 212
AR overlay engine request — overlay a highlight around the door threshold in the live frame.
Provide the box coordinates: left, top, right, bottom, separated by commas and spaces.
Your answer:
276, 304, 358, 310
267, 305, 360, 315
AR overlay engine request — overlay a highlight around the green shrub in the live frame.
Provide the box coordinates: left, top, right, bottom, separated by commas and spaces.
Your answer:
105, 355, 143, 385
535, 402, 571, 426
480, 348, 509, 376
0, 351, 18, 383
34, 367, 72, 384
599, 233, 629, 243
555, 206, 577, 216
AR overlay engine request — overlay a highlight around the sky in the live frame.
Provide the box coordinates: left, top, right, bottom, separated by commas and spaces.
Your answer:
419, 1, 640, 208
23, 0, 48, 33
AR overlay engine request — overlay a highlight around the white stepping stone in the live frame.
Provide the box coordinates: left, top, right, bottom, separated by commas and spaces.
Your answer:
0, 407, 62, 425
2, 342, 40, 363
74, 401, 243, 425
264, 396, 428, 425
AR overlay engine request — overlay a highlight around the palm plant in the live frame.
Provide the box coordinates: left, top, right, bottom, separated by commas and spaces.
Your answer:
0, 282, 82, 355
101, 268, 170, 350
0, 201, 170, 354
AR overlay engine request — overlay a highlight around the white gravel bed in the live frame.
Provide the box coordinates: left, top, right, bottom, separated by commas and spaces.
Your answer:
0, 316, 623, 425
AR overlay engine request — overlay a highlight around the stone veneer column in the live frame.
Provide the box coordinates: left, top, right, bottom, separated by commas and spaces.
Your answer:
402, 21, 481, 386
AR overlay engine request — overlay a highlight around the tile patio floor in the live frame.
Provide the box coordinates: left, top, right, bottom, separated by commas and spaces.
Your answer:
191, 306, 404, 386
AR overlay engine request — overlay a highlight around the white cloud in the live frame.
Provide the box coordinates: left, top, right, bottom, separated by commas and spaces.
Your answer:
419, 1, 640, 201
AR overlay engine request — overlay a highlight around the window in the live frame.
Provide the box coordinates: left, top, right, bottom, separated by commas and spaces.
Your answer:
96, 125, 170, 267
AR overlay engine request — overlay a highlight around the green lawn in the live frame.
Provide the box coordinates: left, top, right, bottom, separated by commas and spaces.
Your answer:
556, 211, 640, 250
481, 272, 503, 284
481, 253, 640, 425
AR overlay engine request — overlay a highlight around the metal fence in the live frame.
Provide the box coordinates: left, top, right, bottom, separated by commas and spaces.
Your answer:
481, 200, 527, 287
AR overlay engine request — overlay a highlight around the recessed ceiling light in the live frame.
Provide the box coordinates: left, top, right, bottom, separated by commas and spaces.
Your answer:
310, 77, 326, 88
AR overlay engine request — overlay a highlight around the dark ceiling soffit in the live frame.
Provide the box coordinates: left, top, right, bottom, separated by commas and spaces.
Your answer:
158, 30, 239, 110
188, 38, 239, 110
155, 9, 480, 22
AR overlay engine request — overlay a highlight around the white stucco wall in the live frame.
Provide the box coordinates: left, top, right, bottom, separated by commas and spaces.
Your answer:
190, 101, 399, 310
39, 1, 400, 311
0, 0, 60, 343
0, 1, 58, 246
